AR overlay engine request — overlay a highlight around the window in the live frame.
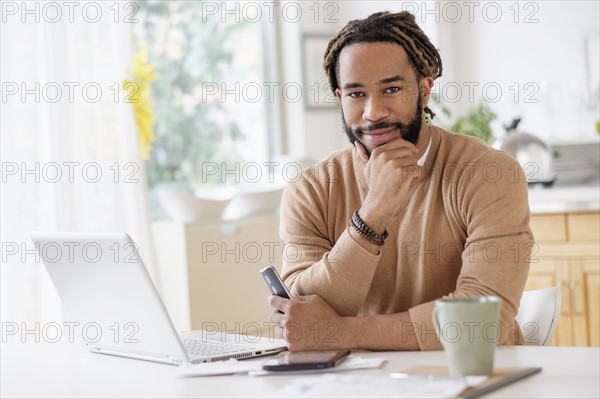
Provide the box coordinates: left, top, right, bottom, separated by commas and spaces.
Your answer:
132, 1, 272, 192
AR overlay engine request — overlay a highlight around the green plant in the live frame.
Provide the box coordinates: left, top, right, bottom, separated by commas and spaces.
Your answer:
429, 94, 497, 144
450, 103, 497, 144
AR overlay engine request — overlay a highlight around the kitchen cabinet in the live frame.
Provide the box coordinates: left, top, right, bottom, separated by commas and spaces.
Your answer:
527, 211, 600, 346
151, 213, 284, 335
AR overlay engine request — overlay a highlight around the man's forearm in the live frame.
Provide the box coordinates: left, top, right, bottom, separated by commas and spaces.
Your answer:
285, 228, 381, 316
338, 311, 420, 350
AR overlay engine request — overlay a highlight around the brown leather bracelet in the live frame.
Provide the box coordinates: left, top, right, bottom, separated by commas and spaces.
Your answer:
350, 211, 388, 246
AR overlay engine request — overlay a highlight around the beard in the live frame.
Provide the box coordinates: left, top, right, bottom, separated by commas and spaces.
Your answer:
341, 92, 423, 156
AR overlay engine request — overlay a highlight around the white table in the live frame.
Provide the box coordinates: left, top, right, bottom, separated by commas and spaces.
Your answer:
1, 343, 599, 398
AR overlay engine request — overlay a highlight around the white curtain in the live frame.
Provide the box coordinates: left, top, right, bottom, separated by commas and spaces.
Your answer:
1, 3, 158, 327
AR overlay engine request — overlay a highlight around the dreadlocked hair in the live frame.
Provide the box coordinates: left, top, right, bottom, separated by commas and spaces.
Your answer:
323, 11, 443, 120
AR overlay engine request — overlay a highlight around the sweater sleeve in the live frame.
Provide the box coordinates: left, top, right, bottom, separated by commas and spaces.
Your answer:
409, 149, 532, 350
279, 170, 381, 316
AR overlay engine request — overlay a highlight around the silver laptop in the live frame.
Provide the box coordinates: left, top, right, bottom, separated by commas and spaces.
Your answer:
31, 231, 287, 365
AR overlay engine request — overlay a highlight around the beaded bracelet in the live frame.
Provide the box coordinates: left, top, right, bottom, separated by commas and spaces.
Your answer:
350, 211, 388, 246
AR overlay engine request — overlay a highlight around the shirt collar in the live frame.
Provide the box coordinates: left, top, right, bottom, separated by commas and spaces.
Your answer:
417, 137, 432, 166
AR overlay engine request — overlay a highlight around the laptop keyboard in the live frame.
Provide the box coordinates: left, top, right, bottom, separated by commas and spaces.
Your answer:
181, 338, 254, 357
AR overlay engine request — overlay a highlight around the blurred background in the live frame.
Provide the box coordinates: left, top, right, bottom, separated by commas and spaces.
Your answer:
2, 1, 599, 344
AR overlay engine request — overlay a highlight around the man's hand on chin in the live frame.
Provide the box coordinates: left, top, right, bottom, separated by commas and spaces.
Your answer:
355, 137, 421, 233
268, 294, 351, 351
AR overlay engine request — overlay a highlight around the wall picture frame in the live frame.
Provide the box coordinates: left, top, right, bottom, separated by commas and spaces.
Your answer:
301, 34, 338, 110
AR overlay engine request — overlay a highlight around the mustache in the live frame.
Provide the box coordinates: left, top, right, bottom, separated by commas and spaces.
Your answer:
357, 121, 400, 134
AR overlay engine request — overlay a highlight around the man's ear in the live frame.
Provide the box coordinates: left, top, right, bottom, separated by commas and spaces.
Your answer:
420, 77, 434, 106
335, 89, 342, 101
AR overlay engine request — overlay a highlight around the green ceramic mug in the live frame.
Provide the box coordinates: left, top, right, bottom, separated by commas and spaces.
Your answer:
433, 296, 501, 376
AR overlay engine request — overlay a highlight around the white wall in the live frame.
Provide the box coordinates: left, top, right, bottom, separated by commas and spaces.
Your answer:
436, 1, 599, 144
277, 1, 600, 163
275, 2, 340, 162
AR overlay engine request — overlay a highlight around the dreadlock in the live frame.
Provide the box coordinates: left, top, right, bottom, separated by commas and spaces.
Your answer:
323, 11, 442, 119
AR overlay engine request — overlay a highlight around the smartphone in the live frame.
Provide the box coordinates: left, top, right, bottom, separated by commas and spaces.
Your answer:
263, 349, 351, 371
259, 266, 293, 299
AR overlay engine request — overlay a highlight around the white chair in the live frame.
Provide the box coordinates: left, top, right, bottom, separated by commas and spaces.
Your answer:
516, 286, 562, 346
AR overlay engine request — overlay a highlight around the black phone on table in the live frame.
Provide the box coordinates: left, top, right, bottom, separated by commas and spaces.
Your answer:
262, 349, 351, 371
259, 265, 293, 299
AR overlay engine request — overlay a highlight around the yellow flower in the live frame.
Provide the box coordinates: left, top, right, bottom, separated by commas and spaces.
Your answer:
123, 47, 156, 160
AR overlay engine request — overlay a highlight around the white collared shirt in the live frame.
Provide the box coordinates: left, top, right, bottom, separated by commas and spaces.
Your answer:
417, 137, 432, 166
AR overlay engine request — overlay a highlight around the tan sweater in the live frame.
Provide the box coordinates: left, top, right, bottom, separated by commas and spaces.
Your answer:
279, 125, 532, 350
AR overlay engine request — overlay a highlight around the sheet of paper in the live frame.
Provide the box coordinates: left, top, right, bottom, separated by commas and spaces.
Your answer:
174, 356, 385, 378
174, 359, 265, 377
390, 372, 488, 387
249, 357, 385, 376
270, 374, 469, 399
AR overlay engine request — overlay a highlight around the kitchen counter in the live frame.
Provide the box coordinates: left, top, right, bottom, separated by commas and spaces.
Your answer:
528, 184, 600, 214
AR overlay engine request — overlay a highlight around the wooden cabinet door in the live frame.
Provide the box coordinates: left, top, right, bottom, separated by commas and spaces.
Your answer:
569, 259, 590, 346
581, 259, 600, 346
532, 242, 600, 346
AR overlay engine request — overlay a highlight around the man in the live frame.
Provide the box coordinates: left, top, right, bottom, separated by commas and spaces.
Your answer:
269, 11, 532, 351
